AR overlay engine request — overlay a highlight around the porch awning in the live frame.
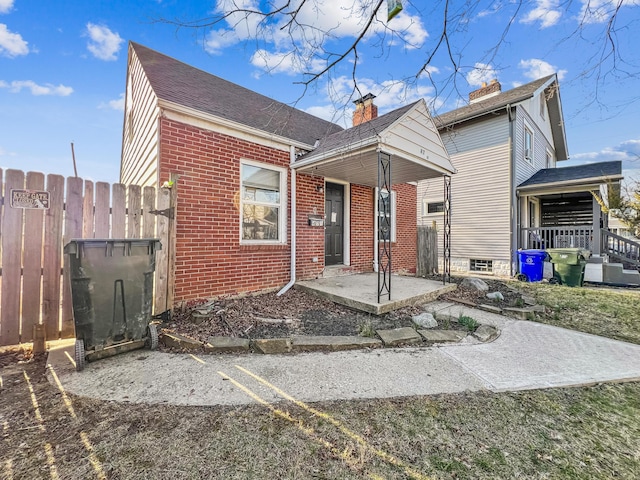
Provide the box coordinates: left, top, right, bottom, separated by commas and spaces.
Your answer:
517, 161, 623, 196
293, 100, 455, 187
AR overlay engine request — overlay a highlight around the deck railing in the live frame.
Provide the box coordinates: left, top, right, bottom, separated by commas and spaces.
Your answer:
520, 226, 594, 251
601, 229, 640, 268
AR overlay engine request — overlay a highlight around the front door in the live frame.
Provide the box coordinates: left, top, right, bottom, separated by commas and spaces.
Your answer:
325, 182, 344, 265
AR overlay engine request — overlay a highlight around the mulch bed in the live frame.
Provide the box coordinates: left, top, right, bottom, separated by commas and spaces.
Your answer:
160, 277, 523, 345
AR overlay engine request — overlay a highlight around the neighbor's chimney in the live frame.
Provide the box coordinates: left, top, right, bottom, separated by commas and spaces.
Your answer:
352, 93, 378, 127
469, 79, 502, 104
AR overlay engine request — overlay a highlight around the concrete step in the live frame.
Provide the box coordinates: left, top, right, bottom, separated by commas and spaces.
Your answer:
322, 265, 357, 278
602, 263, 640, 286
587, 255, 605, 264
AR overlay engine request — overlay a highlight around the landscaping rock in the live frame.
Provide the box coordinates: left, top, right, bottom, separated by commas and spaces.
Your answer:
412, 312, 438, 329
253, 338, 292, 354
376, 327, 423, 346
190, 313, 209, 325
521, 295, 537, 306
291, 336, 382, 352
478, 304, 503, 314
160, 332, 203, 350
205, 337, 250, 353
460, 277, 489, 292
418, 330, 466, 343
453, 298, 478, 307
486, 291, 504, 301
473, 325, 499, 342
503, 307, 536, 321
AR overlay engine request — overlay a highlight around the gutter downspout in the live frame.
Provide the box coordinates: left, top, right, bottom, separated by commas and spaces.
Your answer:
277, 145, 297, 296
373, 187, 379, 272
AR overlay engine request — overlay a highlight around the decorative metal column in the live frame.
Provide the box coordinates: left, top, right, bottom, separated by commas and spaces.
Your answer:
378, 152, 392, 302
443, 175, 451, 284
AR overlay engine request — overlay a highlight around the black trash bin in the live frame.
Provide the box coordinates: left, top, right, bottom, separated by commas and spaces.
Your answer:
64, 238, 162, 371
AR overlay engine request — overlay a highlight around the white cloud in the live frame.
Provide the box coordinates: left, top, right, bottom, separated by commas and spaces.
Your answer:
305, 75, 436, 126
210, 0, 428, 73
519, 58, 567, 81
0, 23, 28, 57
572, 139, 640, 170
0, 80, 73, 96
0, 0, 14, 14
520, 0, 563, 28
579, 0, 640, 24
250, 49, 327, 75
85, 23, 123, 61
99, 92, 125, 111
465, 63, 498, 87
204, 28, 240, 55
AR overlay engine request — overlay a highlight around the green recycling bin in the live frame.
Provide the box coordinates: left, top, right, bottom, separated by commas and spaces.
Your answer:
64, 238, 162, 371
546, 248, 590, 287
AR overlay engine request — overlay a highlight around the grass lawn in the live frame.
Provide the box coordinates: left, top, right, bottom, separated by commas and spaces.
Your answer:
2, 284, 639, 479
517, 282, 640, 344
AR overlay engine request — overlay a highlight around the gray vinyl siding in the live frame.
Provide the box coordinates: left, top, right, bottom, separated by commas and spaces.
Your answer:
120, 48, 160, 187
439, 114, 509, 155
514, 102, 556, 186
418, 115, 512, 263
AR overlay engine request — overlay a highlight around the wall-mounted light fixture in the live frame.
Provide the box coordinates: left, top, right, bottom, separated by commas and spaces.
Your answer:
316, 185, 324, 193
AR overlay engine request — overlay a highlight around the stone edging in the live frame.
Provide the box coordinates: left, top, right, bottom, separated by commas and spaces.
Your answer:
159, 312, 500, 355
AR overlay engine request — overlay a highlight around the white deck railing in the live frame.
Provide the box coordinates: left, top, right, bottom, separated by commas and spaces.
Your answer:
520, 226, 594, 251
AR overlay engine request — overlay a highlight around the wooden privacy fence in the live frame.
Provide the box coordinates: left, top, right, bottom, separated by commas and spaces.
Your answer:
0, 169, 175, 347
417, 225, 438, 277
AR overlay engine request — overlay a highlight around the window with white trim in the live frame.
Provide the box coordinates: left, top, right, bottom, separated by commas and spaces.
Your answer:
240, 161, 286, 243
377, 189, 396, 242
524, 125, 533, 164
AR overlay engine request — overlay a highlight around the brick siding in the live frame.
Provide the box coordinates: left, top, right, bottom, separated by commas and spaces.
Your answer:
159, 117, 417, 302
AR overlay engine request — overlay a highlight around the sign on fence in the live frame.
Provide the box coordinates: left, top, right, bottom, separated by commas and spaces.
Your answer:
10, 189, 50, 209
0, 169, 175, 347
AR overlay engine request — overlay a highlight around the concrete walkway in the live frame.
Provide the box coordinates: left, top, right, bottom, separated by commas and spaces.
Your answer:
46, 302, 640, 406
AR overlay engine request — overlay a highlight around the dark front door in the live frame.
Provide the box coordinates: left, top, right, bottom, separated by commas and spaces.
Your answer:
325, 182, 344, 265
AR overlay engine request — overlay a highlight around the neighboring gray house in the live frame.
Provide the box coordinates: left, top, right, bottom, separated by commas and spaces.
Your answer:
418, 75, 633, 282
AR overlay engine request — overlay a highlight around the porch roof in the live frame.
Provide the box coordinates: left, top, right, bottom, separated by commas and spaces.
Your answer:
292, 99, 456, 187
517, 161, 623, 194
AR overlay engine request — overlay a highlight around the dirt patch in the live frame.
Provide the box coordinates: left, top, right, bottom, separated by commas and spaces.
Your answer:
159, 278, 522, 350
161, 288, 448, 347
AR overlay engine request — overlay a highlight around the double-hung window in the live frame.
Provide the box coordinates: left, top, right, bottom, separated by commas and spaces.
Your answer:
240, 161, 286, 243
524, 125, 534, 164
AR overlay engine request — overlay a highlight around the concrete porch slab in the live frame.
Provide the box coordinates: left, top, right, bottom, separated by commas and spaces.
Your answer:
295, 273, 456, 315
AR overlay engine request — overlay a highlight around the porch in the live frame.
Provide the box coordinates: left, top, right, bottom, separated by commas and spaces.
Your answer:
517, 161, 624, 257
295, 273, 456, 315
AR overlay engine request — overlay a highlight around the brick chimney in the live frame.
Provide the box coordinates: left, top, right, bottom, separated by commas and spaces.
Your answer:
469, 79, 502, 104
352, 93, 378, 127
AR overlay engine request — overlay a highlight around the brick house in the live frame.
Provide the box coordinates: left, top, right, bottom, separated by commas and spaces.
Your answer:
120, 43, 455, 304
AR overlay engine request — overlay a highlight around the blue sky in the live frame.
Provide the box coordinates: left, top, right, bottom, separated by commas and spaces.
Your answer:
1, 0, 639, 185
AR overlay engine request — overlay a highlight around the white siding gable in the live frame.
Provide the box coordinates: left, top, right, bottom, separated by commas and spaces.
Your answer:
120, 48, 161, 187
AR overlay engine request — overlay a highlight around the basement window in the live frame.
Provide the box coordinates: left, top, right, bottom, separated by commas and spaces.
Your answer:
427, 201, 444, 214
470, 259, 493, 272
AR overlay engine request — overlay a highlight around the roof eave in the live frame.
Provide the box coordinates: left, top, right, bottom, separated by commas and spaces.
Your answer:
293, 137, 380, 169
157, 99, 316, 150
517, 174, 624, 194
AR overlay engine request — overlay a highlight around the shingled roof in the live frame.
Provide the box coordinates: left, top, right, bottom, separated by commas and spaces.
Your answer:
435, 75, 555, 128
518, 161, 623, 189
130, 42, 343, 146
298, 101, 418, 162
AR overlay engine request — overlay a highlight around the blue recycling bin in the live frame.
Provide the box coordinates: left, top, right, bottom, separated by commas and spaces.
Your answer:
517, 249, 547, 282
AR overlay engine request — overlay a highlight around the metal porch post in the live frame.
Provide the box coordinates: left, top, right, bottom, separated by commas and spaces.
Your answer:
443, 175, 451, 284
378, 152, 392, 302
